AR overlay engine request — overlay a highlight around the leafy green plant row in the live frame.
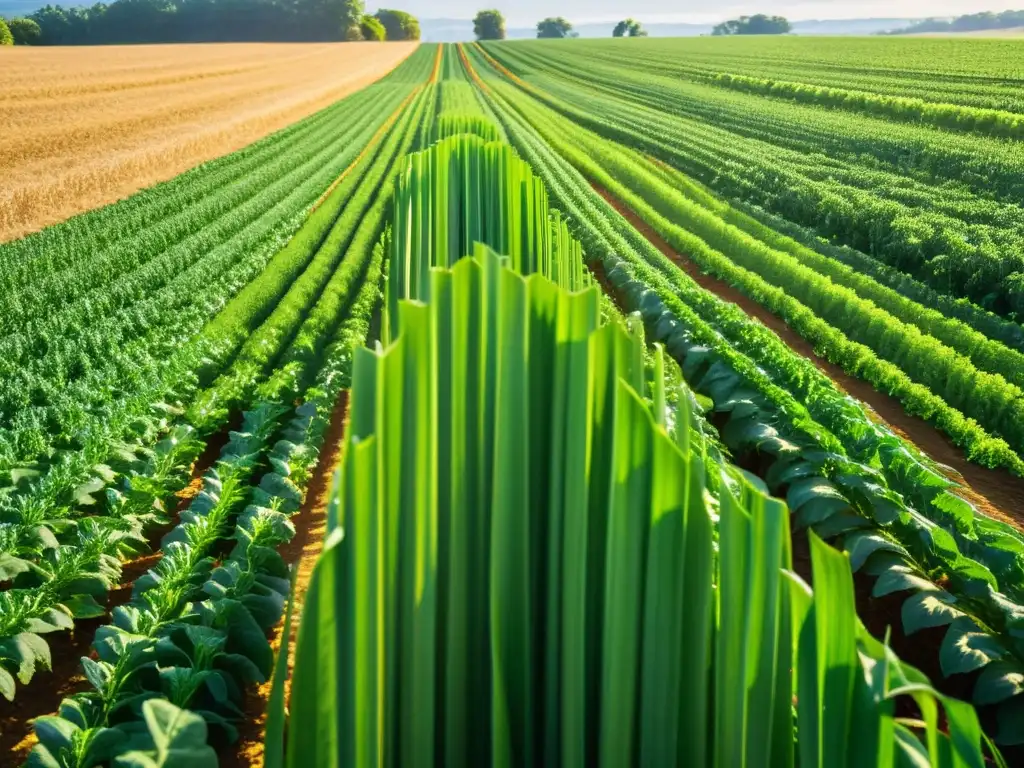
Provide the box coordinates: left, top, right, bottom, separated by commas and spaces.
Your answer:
0, 171, 369, 614
486, 39, 1024, 208
0, 84, 420, 584
640, 157, 1024, 388
708, 71, 1024, 140
0, 78, 423, 466
0, 424, 204, 702
477, 64, 1024, 476
267, 244, 999, 768
0, 55, 434, 501
0, 95, 390, 413
189, 86, 430, 433
476, 38, 1024, 367
0, 81, 433, 697
0, 95, 392, 459
1, 86, 388, 336
481, 42, 1024, 318
547, 111, 1024, 471
543, 37, 1024, 116
0, 64, 434, 471
617, 147, 1024, 464
20, 217, 394, 765
729, 199, 1024, 357
23, 402, 289, 768
460, 57, 1024, 743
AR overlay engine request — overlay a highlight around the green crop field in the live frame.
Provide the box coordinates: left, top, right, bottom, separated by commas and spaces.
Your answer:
2, 37, 1024, 767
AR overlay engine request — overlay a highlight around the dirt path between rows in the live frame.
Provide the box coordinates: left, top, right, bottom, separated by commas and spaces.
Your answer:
0, 426, 233, 761
220, 389, 350, 768
592, 185, 1024, 529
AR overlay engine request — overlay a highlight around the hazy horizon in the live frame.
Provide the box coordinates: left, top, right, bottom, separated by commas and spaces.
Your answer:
369, 1, 1023, 27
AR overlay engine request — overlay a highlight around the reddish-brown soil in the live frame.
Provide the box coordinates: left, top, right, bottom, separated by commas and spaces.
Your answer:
592, 184, 1024, 530
0, 427, 232, 760
219, 390, 350, 768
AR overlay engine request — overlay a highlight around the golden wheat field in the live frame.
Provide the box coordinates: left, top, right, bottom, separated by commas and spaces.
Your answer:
0, 42, 417, 242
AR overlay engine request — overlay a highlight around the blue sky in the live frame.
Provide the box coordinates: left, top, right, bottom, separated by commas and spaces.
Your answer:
374, 1, 1024, 26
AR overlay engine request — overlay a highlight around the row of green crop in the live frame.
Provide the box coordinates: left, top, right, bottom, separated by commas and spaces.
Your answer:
508, 39, 1024, 201
0, 53, 432, 561
188, 88, 424, 433
483, 42, 1024, 317
642, 159, 1024, 383
708, 71, 1024, 139
0, 74, 434, 706
540, 40, 1024, 140
26, 230, 392, 765
548, 118, 1024, 469
556, 37, 1024, 115
17, 76, 434, 764
474, 49, 1024, 474
426, 46, 507, 145
0, 48, 436, 478
730, 198, 1024, 356
0, 94, 382, 459
472, 43, 1024, 611
0, 92, 412, 637
1, 87, 382, 334
461, 44, 1024, 745
0, 47, 430, 298
540, 73, 1024, 331
265, 127, 1001, 767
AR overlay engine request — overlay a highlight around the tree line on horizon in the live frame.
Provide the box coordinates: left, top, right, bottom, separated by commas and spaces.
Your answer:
472, 10, 791, 40
473, 11, 646, 39
0, 0, 419, 44
884, 9, 1024, 35
0, 4, 798, 46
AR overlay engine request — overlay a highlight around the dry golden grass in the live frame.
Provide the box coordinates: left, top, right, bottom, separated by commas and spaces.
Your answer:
0, 42, 418, 242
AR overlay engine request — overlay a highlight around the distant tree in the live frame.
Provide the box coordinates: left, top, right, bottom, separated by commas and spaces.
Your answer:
536, 16, 572, 38
360, 13, 385, 40
712, 14, 791, 36
374, 8, 419, 40
0, 17, 12, 45
9, 17, 41, 43
473, 9, 504, 40
613, 18, 646, 37
308, 0, 365, 40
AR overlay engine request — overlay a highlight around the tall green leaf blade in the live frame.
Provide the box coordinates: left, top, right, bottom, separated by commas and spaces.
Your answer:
555, 287, 599, 768
490, 267, 533, 768
809, 531, 859, 768
598, 381, 653, 768
639, 432, 690, 766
